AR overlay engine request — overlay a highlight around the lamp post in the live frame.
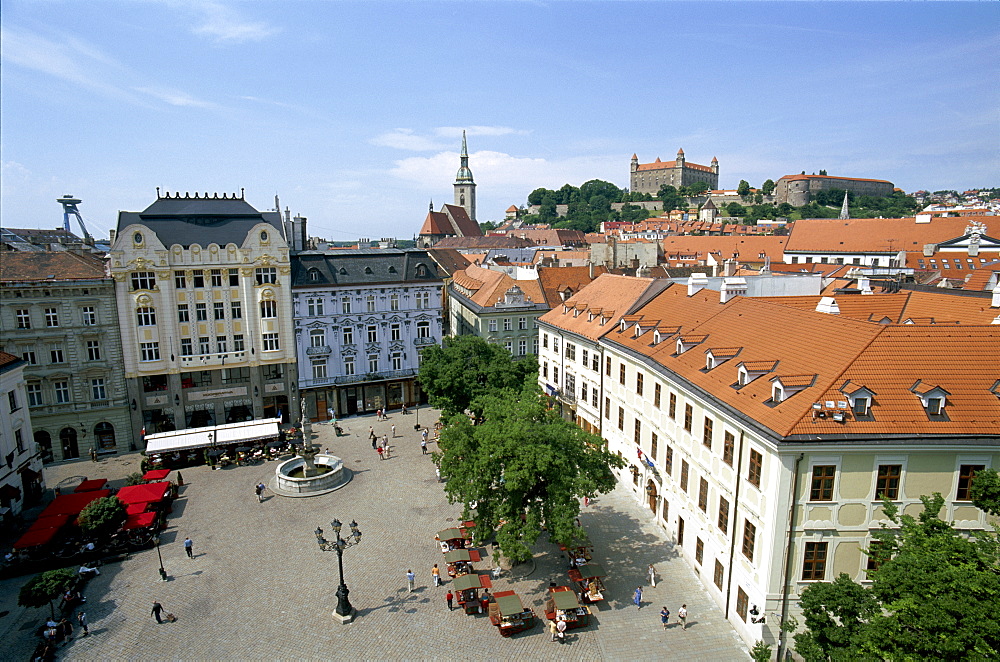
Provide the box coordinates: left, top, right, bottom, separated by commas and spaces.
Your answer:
208, 431, 216, 469
154, 536, 167, 581
315, 519, 361, 624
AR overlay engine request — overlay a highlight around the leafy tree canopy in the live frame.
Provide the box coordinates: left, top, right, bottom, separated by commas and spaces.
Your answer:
417, 334, 537, 419
687, 181, 710, 196
658, 185, 687, 213
970, 467, 1000, 517
793, 493, 1000, 660
19, 567, 78, 618
79, 495, 127, 541
436, 387, 624, 564
761, 179, 776, 196
737, 179, 751, 197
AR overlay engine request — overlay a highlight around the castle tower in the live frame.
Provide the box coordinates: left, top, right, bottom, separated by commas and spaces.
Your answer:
711, 156, 719, 176
676, 148, 685, 168
454, 130, 476, 222
631, 153, 639, 173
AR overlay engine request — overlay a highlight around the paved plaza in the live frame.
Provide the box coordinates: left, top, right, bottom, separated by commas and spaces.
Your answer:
1, 409, 750, 661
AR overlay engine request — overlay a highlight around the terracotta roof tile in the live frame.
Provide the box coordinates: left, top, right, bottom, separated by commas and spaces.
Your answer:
0, 251, 107, 281
537, 274, 668, 341
785, 216, 1000, 254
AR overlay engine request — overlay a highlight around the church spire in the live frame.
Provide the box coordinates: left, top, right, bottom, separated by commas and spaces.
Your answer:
454, 130, 476, 222
839, 190, 850, 220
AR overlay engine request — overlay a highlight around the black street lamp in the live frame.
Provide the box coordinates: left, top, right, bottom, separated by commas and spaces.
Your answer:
315, 519, 362, 624
154, 536, 168, 581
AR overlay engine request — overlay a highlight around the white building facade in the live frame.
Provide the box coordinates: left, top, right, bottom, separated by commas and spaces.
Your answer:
0, 352, 45, 521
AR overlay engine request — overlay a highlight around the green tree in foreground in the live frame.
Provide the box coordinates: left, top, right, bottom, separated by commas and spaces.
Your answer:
418, 335, 537, 419
970, 467, 1000, 516
737, 179, 751, 198
436, 387, 623, 564
19, 567, 78, 619
78, 495, 127, 543
793, 493, 1000, 660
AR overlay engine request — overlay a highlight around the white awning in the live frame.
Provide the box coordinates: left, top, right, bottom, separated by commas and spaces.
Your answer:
144, 418, 282, 455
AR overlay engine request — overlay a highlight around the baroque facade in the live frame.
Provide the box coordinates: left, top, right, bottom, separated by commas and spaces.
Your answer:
292, 249, 444, 419
0, 252, 130, 461
109, 191, 298, 444
630, 149, 719, 195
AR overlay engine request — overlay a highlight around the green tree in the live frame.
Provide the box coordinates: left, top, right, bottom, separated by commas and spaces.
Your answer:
658, 185, 686, 212
436, 387, 623, 564
761, 179, 776, 196
527, 188, 550, 206
737, 180, 751, 197
750, 640, 773, 662
793, 493, 1000, 660
726, 202, 746, 217
970, 468, 1000, 516
79, 495, 127, 542
688, 181, 710, 196
418, 335, 537, 419
19, 567, 78, 619
478, 221, 497, 233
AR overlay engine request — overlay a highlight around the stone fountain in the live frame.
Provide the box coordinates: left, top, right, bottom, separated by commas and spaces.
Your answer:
272, 399, 352, 497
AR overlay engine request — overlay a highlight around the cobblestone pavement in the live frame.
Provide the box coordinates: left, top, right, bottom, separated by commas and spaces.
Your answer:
1, 408, 749, 661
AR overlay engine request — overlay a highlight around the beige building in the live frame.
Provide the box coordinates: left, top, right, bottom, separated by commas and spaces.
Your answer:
630, 149, 719, 195
539, 275, 1000, 652
109, 191, 298, 444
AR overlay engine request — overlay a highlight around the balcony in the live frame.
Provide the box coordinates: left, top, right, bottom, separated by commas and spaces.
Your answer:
178, 351, 248, 367
306, 345, 331, 355
413, 336, 437, 346
299, 367, 418, 390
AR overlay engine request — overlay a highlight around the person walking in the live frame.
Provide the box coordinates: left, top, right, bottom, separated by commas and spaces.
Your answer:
383, 437, 391, 459
678, 604, 688, 630
421, 428, 428, 443
446, 591, 454, 610
633, 586, 643, 610
77, 611, 89, 636
648, 563, 656, 588
660, 606, 670, 630
255, 482, 266, 502
151, 601, 165, 624
327, 408, 336, 423
377, 445, 384, 460
432, 563, 441, 586
421, 439, 428, 454
391, 424, 396, 438
183, 537, 193, 559
369, 426, 376, 449
406, 569, 416, 592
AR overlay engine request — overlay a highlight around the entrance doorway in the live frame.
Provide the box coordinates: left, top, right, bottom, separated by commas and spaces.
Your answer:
646, 479, 658, 512
35, 431, 53, 463
94, 422, 116, 451
59, 427, 79, 460
678, 517, 685, 547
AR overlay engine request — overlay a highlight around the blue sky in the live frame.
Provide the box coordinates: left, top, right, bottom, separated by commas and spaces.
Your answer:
2, 1, 997, 241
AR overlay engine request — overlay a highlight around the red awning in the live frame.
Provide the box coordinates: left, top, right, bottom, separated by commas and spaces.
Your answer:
14, 526, 59, 549
122, 512, 157, 531
125, 502, 150, 515
27, 513, 70, 532
117, 481, 170, 505
74, 479, 109, 493
40, 490, 111, 517
142, 469, 171, 481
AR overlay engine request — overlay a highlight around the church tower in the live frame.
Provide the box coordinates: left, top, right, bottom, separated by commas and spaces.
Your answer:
454, 130, 477, 222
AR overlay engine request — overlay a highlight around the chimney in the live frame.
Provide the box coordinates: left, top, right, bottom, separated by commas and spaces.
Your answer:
923, 244, 938, 256
723, 258, 737, 278
589, 260, 594, 279
815, 296, 840, 314
915, 213, 932, 223
720, 277, 747, 303
859, 276, 873, 295
109, 229, 117, 244
688, 273, 709, 297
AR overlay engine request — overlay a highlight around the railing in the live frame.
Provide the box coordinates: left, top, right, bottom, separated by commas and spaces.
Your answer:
179, 352, 248, 367
413, 337, 437, 346
299, 368, 418, 390
306, 346, 332, 355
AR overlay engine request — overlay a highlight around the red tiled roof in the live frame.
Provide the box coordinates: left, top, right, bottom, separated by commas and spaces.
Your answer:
785, 216, 1000, 254
777, 174, 893, 184
0, 251, 107, 281
636, 159, 714, 174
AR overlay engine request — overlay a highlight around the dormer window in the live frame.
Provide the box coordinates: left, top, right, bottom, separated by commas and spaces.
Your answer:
853, 397, 870, 416
308, 268, 320, 282
676, 335, 708, 355
769, 375, 817, 404
772, 382, 786, 403
927, 397, 944, 415
909, 382, 950, 418
364, 267, 374, 274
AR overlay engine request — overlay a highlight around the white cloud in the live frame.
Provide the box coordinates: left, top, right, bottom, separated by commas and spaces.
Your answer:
187, 1, 279, 44
371, 126, 530, 151
434, 126, 529, 138
371, 129, 449, 152
135, 86, 216, 108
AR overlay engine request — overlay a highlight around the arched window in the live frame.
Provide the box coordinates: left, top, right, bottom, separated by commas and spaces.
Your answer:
59, 427, 79, 460
94, 422, 116, 451
35, 430, 53, 463
310, 329, 327, 347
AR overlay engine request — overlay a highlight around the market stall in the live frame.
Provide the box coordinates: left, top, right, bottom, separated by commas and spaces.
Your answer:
488, 590, 535, 636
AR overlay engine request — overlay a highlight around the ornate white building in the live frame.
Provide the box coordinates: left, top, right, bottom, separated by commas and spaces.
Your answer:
0, 352, 45, 521
109, 191, 298, 443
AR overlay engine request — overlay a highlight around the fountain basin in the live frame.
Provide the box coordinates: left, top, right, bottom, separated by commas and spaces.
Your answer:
272, 454, 352, 497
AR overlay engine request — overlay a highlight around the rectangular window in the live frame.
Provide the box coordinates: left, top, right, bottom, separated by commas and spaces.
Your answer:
368, 354, 379, 373
214, 302, 225, 320
140, 342, 160, 362
866, 540, 884, 578
131, 271, 156, 291
518, 339, 527, 356
196, 303, 207, 321
698, 478, 709, 512
390, 294, 399, 311
182, 371, 213, 388
391, 352, 402, 371
199, 337, 211, 355
255, 267, 277, 285
703, 417, 713, 449
175, 271, 187, 288
87, 340, 101, 361
542, 362, 548, 379
519, 317, 527, 330
416, 291, 430, 309
344, 356, 355, 376
82, 307, 97, 325
262, 333, 280, 352
262, 365, 283, 381
802, 542, 828, 581
957, 464, 986, 500
221, 367, 249, 384
605, 356, 611, 376
748, 449, 762, 488
178, 304, 190, 323
367, 326, 378, 343
229, 269, 239, 286
723, 431, 735, 466
210, 269, 223, 287
416, 321, 430, 338
311, 358, 327, 380
714, 560, 724, 589
503, 318, 512, 331
617, 406, 625, 431
231, 301, 242, 319
664, 445, 673, 475
742, 520, 756, 561
650, 432, 658, 459
8, 390, 19, 412
341, 297, 352, 314
581, 349, 589, 368
542, 333, 548, 349
669, 392, 677, 419
216, 336, 227, 354
192, 270, 205, 288
684, 404, 693, 432
736, 587, 748, 622
22, 350, 37, 365
50, 346, 65, 363
553, 367, 559, 384
619, 363, 626, 384
233, 335, 245, 352
54, 380, 70, 403
136, 307, 156, 326
45, 308, 59, 327
565, 342, 575, 360
680, 460, 689, 492
181, 338, 193, 356
810, 465, 836, 501
27, 383, 43, 407
260, 300, 277, 319
719, 497, 730, 533
15, 309, 30, 329
367, 295, 376, 312
91, 378, 107, 400
343, 327, 354, 345
636, 372, 644, 396
695, 537, 704, 565
876, 464, 902, 500
654, 383, 661, 408
634, 419, 642, 446
307, 298, 324, 316
489, 319, 498, 332
604, 397, 610, 419
310, 330, 326, 347
390, 324, 401, 341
